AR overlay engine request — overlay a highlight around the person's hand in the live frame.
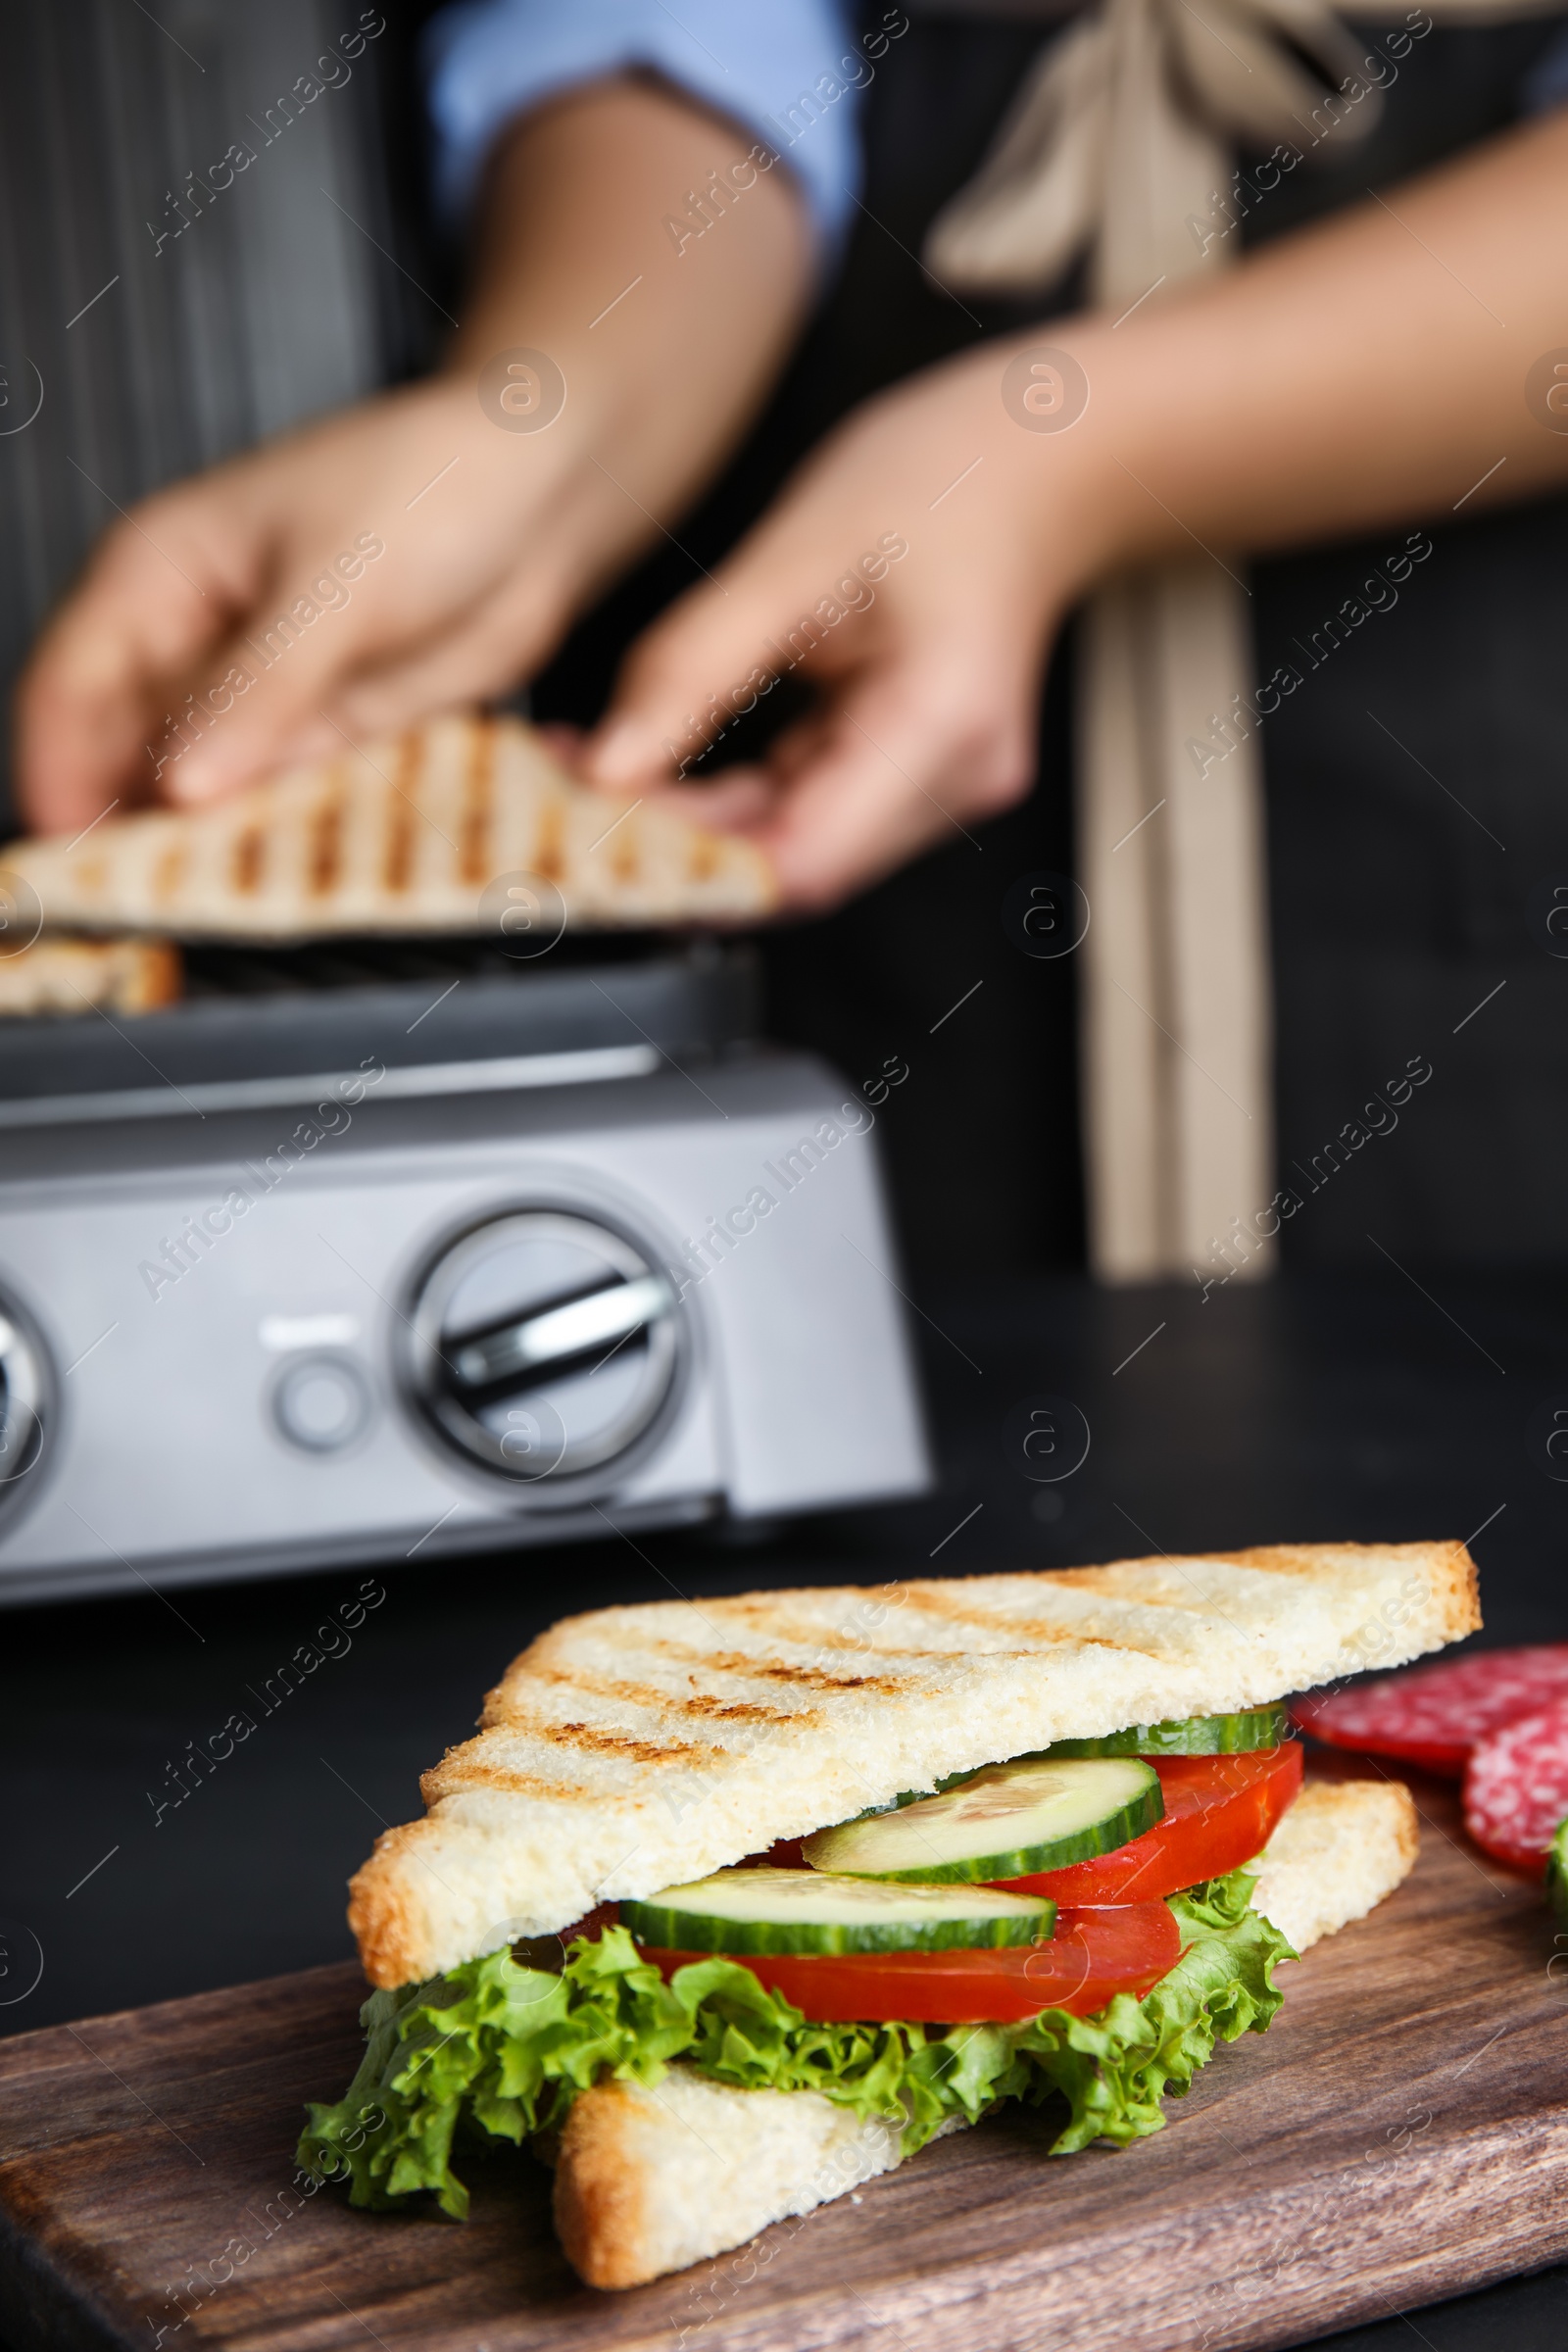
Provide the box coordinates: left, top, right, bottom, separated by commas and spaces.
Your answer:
16, 378, 647, 834
582, 104, 1568, 916
15, 78, 809, 836
580, 339, 1106, 911
16, 369, 736, 835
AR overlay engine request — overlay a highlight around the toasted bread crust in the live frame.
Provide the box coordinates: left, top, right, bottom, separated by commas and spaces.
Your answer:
350, 1542, 1478, 1988
345, 1821, 437, 1999
130, 939, 183, 1009
554, 2067, 923, 2291
553, 2082, 654, 2291
0, 935, 181, 1016
1250, 1777, 1420, 1952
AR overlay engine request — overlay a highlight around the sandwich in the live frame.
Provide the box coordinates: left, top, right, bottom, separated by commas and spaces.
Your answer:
0, 934, 181, 1016
1, 711, 774, 942
299, 1541, 1475, 2288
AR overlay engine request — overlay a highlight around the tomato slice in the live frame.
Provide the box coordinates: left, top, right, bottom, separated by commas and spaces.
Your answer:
637, 1900, 1181, 2024
991, 1744, 1302, 1905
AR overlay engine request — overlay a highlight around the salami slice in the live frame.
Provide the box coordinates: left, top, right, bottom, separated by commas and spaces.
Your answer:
1292, 1645, 1568, 1775
1463, 1700, 1568, 1874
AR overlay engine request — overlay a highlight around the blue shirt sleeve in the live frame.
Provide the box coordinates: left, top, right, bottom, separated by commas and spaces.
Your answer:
421, 0, 873, 263
1521, 27, 1568, 112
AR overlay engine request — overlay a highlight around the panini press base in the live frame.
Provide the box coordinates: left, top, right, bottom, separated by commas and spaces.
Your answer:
0, 940, 929, 1602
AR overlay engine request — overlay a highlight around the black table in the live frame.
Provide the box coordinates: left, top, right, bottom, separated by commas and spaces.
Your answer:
3, 1265, 1565, 2351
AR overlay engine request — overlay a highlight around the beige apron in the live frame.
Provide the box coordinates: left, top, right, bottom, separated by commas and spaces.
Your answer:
918, 0, 1550, 1280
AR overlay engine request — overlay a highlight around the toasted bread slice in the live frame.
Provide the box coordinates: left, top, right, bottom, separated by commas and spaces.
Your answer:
553, 1776, 1420, 2289
0, 934, 181, 1015
1249, 1776, 1418, 1952
3, 713, 775, 940
348, 1542, 1476, 1987
553, 2067, 966, 2290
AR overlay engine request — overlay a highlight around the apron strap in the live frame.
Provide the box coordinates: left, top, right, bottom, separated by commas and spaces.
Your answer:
921, 0, 1536, 1277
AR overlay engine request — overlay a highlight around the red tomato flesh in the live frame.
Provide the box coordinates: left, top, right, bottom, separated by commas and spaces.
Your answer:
638, 1900, 1181, 2024
992, 1745, 1303, 1906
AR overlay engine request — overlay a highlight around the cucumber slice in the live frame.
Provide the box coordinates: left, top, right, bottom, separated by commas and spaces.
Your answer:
803, 1755, 1162, 1885
1548, 1818, 1568, 1928
621, 1866, 1054, 1953
1042, 1707, 1288, 1758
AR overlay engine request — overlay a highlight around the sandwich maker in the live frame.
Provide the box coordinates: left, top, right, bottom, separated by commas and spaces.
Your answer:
0, 939, 929, 1604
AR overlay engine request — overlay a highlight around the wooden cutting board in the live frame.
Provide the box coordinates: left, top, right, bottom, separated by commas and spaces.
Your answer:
2, 1771, 1566, 2352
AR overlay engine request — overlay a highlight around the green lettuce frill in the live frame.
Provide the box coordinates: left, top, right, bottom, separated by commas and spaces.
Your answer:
298, 1868, 1294, 2220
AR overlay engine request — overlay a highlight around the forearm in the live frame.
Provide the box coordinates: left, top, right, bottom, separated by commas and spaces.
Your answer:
1018, 108, 1568, 589
448, 77, 811, 532
579, 104, 1568, 911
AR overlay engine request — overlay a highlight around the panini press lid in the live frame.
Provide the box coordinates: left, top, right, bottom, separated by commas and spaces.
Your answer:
0, 937, 760, 1130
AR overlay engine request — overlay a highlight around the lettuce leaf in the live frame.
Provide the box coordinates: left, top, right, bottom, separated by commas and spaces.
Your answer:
1000, 1870, 1296, 2151
298, 1868, 1294, 2218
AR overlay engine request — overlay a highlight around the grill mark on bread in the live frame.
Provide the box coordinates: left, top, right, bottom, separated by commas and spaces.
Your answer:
532, 1718, 707, 1764
513, 1635, 908, 1702
455, 1715, 709, 1771
420, 1760, 602, 1805
496, 1692, 805, 1733
679, 1629, 917, 1660
888, 1584, 1175, 1652
1223, 1542, 1412, 1579
668, 1595, 931, 1656
658, 1592, 1166, 1662
701, 1592, 911, 1632
693, 1651, 906, 1696
74, 857, 108, 900
231, 825, 265, 896
687, 835, 717, 884
460, 714, 495, 886
309, 790, 344, 898
496, 1665, 869, 1721
152, 842, 186, 907
1036, 1565, 1223, 1603
533, 795, 564, 883
383, 732, 421, 895
1223, 1544, 1349, 1577
486, 1662, 813, 1732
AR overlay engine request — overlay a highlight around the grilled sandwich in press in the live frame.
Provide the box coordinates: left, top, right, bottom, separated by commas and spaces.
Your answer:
2, 711, 775, 941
